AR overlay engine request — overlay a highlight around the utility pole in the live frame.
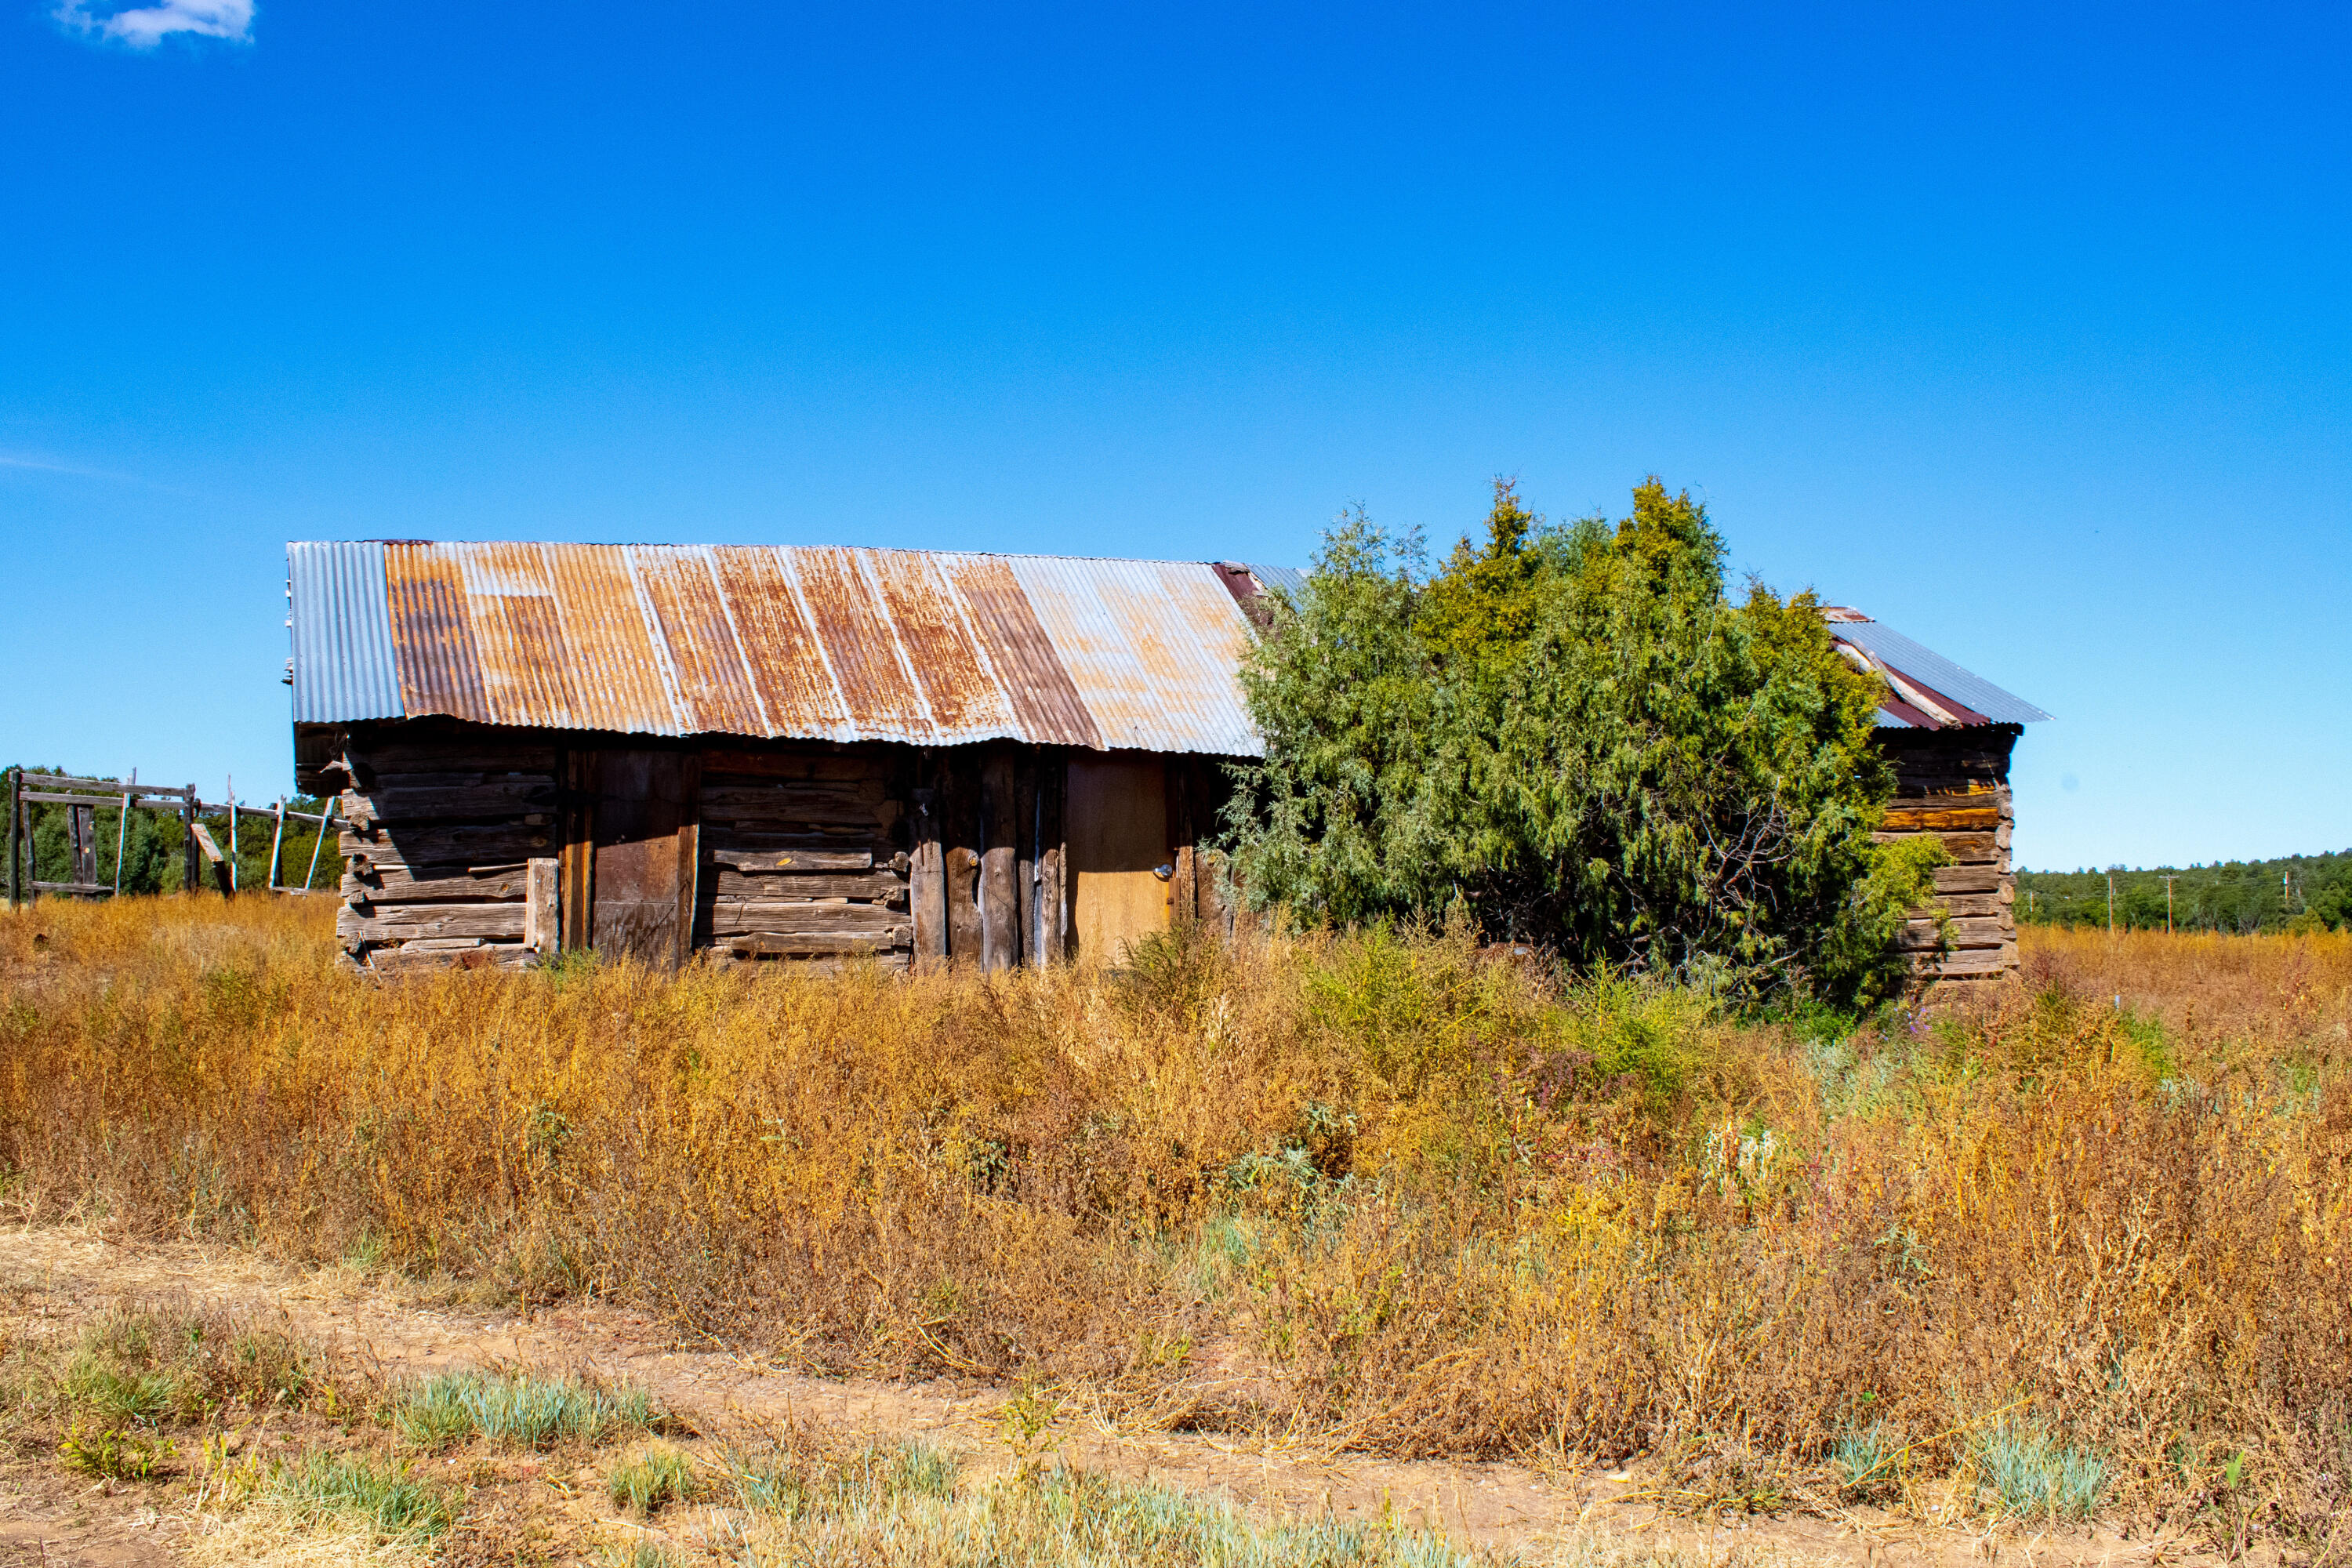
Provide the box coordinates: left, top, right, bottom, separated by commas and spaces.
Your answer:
2161, 873, 2177, 935
2107, 865, 2121, 933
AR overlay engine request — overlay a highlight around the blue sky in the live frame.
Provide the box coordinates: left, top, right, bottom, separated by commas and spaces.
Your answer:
4, 2, 2346, 871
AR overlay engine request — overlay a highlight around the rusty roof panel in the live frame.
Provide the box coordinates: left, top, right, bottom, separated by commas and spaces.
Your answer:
299, 541, 1269, 753
706, 546, 855, 740
937, 554, 1102, 748
633, 546, 768, 738
383, 543, 490, 723
1006, 555, 1260, 755
862, 549, 1020, 741
788, 547, 935, 742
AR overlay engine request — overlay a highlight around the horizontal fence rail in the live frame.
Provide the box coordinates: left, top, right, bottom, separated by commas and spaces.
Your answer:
5, 767, 339, 908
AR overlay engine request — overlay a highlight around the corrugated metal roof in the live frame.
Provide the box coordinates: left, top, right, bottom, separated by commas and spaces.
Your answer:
1825, 615, 2052, 729
292, 545, 2046, 750
288, 542, 401, 723
289, 542, 1261, 755
1243, 563, 1310, 600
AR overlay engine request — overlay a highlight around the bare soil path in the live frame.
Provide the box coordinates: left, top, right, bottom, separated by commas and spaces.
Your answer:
0, 1224, 2227, 1567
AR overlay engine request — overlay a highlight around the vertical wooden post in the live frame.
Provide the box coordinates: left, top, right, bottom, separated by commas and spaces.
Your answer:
940, 755, 982, 964
183, 786, 199, 897
267, 798, 287, 892
525, 858, 561, 954
978, 749, 1017, 972
910, 772, 948, 970
559, 749, 597, 954
1166, 757, 1197, 930
226, 778, 239, 893
113, 774, 133, 896
673, 752, 702, 969
302, 797, 336, 891
69, 804, 96, 889
1014, 753, 1038, 967
4, 767, 18, 909
1035, 754, 1066, 964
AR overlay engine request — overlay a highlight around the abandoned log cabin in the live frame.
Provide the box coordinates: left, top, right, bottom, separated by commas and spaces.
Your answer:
286, 543, 2047, 985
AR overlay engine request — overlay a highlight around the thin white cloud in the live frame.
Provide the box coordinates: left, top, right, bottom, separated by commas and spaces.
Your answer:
55, 0, 254, 47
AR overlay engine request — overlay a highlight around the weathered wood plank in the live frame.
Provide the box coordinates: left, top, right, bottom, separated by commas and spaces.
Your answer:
1930, 866, 2003, 895
946, 844, 982, 959
343, 822, 559, 867
910, 785, 946, 969
1912, 943, 2019, 977
701, 779, 884, 808
1917, 891, 2005, 919
1881, 802, 2004, 833
700, 752, 883, 782
340, 902, 529, 942
706, 869, 907, 902
706, 901, 907, 938
15, 775, 192, 798
1875, 830, 1998, 863
979, 751, 1016, 973
725, 931, 906, 956
708, 845, 875, 872
20, 789, 191, 808
342, 783, 557, 824
361, 740, 559, 775
346, 867, 530, 902
1896, 916, 2011, 950
365, 941, 539, 975
526, 858, 559, 953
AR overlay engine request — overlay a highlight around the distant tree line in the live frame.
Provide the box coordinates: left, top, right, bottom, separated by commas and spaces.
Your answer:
5, 766, 336, 898
2016, 851, 2351, 934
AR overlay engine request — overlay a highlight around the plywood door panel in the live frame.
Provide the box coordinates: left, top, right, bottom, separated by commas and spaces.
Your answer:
590, 750, 698, 971
1067, 754, 1169, 964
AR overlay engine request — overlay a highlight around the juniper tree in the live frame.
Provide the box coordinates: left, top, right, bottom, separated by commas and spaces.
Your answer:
1225, 478, 1941, 1003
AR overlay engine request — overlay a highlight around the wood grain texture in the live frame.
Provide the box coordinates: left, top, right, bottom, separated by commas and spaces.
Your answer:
708, 846, 876, 872
705, 868, 907, 902
339, 902, 530, 942
706, 901, 906, 938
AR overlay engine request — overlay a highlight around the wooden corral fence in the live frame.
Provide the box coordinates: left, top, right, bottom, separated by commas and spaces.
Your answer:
3, 768, 340, 907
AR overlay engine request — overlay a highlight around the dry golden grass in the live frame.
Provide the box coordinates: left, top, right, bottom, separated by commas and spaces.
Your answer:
3, 896, 2349, 1555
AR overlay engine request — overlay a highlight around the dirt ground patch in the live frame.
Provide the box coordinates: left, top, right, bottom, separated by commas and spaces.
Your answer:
0, 1222, 2259, 1568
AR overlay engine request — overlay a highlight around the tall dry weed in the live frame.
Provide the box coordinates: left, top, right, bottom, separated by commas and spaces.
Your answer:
3, 898, 2349, 1551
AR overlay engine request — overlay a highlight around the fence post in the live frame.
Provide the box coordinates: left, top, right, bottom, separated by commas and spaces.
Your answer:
5, 767, 17, 909
303, 795, 336, 891
267, 798, 286, 891
183, 786, 198, 895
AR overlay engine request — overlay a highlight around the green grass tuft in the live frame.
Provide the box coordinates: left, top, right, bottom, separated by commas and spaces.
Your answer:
608, 1442, 699, 1515
267, 1448, 457, 1541
393, 1369, 658, 1452
1971, 1420, 2106, 1520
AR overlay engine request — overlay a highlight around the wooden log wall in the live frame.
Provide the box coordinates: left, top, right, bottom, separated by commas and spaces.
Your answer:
695, 746, 913, 970
331, 731, 557, 975
314, 723, 1243, 976
1871, 723, 2023, 990
906, 744, 1067, 972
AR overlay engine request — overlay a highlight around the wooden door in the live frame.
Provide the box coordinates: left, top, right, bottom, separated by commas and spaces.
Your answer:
1065, 754, 1169, 963
568, 750, 699, 971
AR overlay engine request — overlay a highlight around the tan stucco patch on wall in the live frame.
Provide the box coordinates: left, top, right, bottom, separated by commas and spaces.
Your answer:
1067, 755, 1170, 963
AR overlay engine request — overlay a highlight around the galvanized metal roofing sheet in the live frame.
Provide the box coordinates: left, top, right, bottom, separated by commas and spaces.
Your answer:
290, 542, 1260, 754
1829, 619, 2052, 729
288, 542, 402, 724
1244, 563, 1310, 601
1007, 555, 1260, 755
